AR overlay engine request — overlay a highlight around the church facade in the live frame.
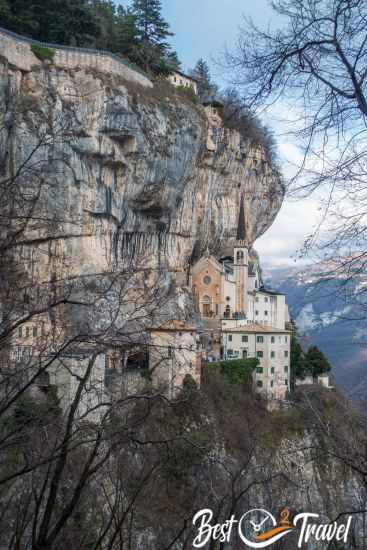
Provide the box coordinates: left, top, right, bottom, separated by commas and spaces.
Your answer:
191, 195, 291, 401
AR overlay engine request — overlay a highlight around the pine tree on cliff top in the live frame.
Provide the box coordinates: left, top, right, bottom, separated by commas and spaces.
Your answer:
191, 58, 218, 101
305, 346, 332, 377
131, 0, 174, 74
89, 0, 116, 51
114, 5, 140, 59
0, 0, 11, 24
132, 0, 172, 45
289, 320, 307, 387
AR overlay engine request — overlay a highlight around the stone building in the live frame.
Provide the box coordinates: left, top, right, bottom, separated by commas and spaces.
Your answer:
191, 194, 291, 400
149, 321, 201, 398
296, 373, 333, 389
48, 351, 107, 422
9, 314, 108, 421
167, 70, 198, 94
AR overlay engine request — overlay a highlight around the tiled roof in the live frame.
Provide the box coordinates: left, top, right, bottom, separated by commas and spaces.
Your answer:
258, 287, 285, 296
172, 69, 198, 82
222, 322, 291, 334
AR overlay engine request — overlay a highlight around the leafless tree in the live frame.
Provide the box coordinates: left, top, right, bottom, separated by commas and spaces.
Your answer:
225, 0, 367, 315
0, 97, 203, 549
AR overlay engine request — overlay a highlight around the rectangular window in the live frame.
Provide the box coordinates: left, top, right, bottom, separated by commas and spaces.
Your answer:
256, 380, 263, 388
242, 335, 248, 342
255, 310, 259, 316
256, 366, 263, 373
264, 310, 268, 316
271, 351, 275, 358
265, 297, 269, 302
271, 367, 275, 374
284, 366, 288, 373
271, 336, 275, 343
228, 335, 232, 342
270, 380, 274, 387
33, 326, 38, 337
285, 379, 288, 386
25, 327, 30, 338
285, 336, 288, 343
284, 350, 289, 357
227, 349, 233, 356
18, 327, 22, 338
257, 351, 263, 358
256, 336, 264, 343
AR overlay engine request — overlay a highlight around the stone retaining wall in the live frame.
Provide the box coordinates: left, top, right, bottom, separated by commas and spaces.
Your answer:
0, 26, 153, 88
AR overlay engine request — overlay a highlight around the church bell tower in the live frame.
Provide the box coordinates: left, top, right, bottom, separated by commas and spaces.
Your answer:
234, 194, 248, 315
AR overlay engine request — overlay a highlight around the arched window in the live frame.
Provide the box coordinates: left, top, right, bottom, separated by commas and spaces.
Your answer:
236, 250, 244, 262
202, 295, 211, 317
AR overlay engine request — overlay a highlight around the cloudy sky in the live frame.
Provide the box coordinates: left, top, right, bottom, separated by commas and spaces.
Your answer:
120, 0, 321, 267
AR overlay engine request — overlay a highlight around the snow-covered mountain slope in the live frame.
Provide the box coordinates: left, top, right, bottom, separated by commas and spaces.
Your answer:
267, 261, 367, 404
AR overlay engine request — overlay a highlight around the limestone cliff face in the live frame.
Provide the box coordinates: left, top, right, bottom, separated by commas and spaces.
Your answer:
0, 43, 284, 283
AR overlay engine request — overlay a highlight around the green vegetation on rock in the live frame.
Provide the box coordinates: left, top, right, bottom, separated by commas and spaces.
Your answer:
290, 321, 333, 385
31, 44, 55, 62
306, 345, 332, 377
204, 357, 258, 385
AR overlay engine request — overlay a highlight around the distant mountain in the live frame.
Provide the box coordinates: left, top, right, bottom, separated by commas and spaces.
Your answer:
266, 260, 367, 404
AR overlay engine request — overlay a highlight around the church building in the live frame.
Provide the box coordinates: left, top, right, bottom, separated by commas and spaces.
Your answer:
191, 194, 291, 401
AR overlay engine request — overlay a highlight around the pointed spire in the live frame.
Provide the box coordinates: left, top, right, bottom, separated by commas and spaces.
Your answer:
236, 193, 247, 244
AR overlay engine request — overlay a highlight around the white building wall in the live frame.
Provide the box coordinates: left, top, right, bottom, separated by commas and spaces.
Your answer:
167, 72, 198, 94
296, 375, 314, 386
221, 276, 236, 317
221, 329, 290, 400
248, 275, 257, 292
246, 292, 287, 329
247, 294, 255, 322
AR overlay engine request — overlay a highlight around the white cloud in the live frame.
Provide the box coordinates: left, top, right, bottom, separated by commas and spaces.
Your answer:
255, 197, 321, 268
255, 101, 325, 268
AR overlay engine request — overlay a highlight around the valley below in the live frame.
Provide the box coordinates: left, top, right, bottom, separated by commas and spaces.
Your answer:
269, 261, 367, 406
